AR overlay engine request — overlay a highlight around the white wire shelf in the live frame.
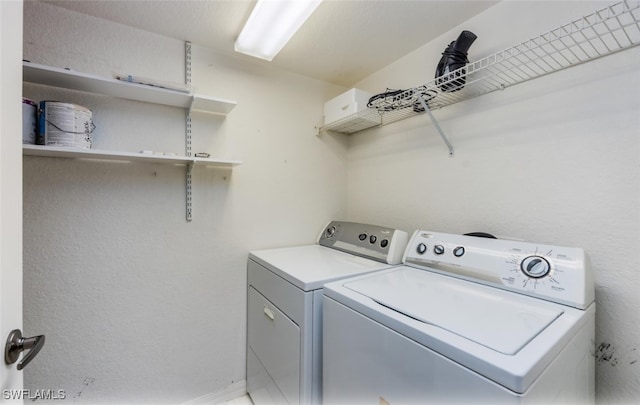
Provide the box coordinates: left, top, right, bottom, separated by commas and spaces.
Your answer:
323, 0, 640, 134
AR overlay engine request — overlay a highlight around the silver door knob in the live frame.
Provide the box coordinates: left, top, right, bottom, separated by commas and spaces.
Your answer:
4, 329, 45, 370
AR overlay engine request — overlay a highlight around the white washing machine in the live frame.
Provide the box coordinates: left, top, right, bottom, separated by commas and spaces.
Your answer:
323, 230, 595, 404
247, 221, 409, 405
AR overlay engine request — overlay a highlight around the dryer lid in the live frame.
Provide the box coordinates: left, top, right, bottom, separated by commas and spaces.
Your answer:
249, 245, 394, 291
343, 267, 564, 355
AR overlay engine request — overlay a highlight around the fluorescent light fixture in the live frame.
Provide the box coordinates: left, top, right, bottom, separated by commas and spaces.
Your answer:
235, 0, 322, 61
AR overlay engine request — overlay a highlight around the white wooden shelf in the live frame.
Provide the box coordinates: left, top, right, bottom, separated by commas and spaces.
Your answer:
23, 48, 240, 221
23, 145, 242, 168
23, 61, 237, 114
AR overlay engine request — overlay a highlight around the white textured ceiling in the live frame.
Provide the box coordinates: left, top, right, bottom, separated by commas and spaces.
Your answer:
42, 0, 498, 87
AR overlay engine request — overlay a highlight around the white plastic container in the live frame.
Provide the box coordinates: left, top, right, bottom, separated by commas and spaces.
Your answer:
323, 88, 372, 126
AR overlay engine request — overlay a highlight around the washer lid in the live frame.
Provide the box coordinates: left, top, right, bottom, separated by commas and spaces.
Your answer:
344, 267, 564, 355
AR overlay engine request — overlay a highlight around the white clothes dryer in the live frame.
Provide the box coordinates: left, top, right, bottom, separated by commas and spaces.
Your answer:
323, 230, 595, 404
247, 221, 409, 405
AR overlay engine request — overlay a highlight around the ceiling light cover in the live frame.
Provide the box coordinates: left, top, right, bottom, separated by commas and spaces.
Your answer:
235, 0, 322, 61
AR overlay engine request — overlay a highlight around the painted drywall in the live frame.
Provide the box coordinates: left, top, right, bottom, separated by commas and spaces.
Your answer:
22, 2, 347, 403
350, 1, 639, 403
21, 0, 640, 404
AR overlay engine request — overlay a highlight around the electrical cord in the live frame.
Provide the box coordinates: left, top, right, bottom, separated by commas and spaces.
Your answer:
367, 87, 437, 112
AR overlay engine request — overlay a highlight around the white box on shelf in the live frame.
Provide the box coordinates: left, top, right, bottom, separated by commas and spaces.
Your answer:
324, 88, 372, 126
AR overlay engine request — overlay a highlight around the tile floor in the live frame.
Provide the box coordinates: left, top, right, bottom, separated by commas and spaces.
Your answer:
224, 394, 253, 405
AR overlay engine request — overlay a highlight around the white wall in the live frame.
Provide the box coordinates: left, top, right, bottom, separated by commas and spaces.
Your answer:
22, 2, 347, 403
350, 1, 639, 403
22, 0, 640, 404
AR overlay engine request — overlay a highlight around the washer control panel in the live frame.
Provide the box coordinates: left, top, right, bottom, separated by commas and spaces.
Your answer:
404, 230, 594, 309
318, 221, 409, 265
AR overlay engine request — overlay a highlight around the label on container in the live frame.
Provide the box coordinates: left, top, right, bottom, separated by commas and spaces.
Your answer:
38, 101, 94, 149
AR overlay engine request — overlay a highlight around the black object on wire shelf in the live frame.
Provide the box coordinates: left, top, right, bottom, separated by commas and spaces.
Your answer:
435, 30, 477, 92
367, 87, 438, 113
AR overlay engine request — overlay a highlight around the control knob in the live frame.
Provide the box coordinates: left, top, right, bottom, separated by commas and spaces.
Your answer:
520, 255, 551, 278
417, 243, 427, 254
453, 246, 465, 257
326, 226, 336, 237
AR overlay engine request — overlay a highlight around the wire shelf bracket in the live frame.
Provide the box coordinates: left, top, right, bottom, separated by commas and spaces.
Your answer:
418, 96, 454, 157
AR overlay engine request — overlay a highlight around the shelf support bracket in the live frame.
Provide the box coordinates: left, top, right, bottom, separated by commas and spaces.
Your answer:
417, 96, 454, 157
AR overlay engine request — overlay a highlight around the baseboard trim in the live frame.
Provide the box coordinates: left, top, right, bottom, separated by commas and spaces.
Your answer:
180, 380, 247, 405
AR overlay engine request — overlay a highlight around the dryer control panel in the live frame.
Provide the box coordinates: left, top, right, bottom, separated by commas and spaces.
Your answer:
403, 231, 594, 309
318, 221, 409, 265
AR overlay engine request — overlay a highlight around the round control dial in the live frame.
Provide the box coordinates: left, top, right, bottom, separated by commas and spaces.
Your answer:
417, 243, 427, 254
520, 255, 551, 278
453, 246, 465, 257
326, 226, 336, 237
